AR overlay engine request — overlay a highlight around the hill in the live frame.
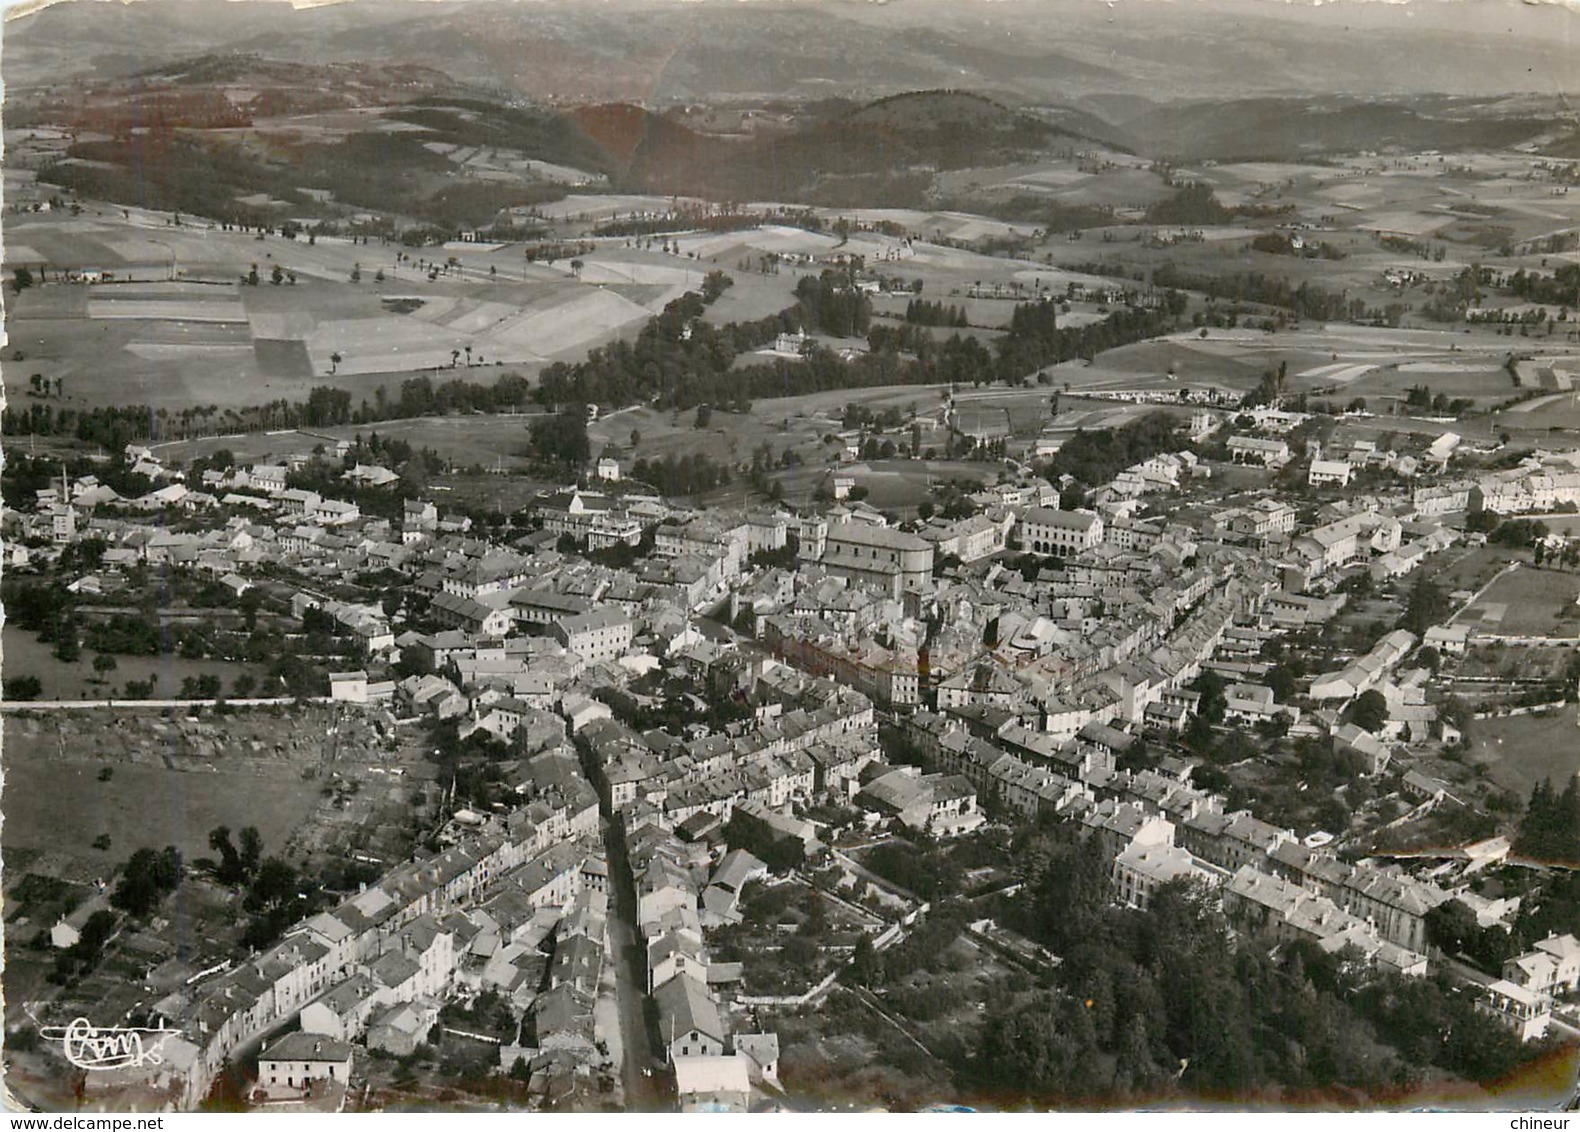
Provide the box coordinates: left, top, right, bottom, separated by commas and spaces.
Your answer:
1124, 96, 1569, 161
10, 0, 1576, 104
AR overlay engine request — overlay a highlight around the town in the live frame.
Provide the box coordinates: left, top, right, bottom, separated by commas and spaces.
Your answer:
7, 0, 1580, 1115
8, 356, 1580, 1109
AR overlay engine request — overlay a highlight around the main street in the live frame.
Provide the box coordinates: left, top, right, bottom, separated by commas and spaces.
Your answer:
599, 813, 671, 1110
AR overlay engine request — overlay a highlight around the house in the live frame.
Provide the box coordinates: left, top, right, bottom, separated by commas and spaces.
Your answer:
733, 1031, 780, 1084
553, 607, 633, 665
329, 671, 369, 704
1223, 683, 1279, 725
1422, 624, 1471, 657
1308, 460, 1353, 488
1504, 934, 1580, 999
257, 1032, 354, 1095
299, 975, 380, 1043
366, 1001, 435, 1057
655, 973, 725, 1062
1111, 844, 1207, 910
430, 592, 513, 638
1478, 980, 1550, 1042
673, 1055, 753, 1113
345, 464, 400, 488
1227, 436, 1291, 468
1333, 722, 1391, 776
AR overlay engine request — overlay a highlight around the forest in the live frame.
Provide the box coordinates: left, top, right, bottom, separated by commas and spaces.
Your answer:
965, 822, 1547, 1103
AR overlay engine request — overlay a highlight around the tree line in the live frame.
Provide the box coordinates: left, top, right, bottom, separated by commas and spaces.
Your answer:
904, 298, 970, 327
2, 372, 537, 446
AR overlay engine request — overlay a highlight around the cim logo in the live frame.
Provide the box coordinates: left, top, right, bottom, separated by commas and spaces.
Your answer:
39, 1018, 176, 1071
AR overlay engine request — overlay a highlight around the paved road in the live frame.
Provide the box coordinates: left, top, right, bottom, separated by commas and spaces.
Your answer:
600, 814, 670, 1111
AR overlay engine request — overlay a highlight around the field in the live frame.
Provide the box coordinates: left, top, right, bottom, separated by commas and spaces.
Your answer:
1, 709, 331, 880
1, 207, 721, 410
1462, 705, 1580, 801
1, 623, 267, 701
1450, 565, 1580, 637
1418, 545, 1515, 597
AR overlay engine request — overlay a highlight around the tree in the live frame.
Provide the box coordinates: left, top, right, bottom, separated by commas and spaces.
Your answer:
12, 266, 34, 293
111, 846, 183, 917
4, 675, 43, 701
238, 827, 263, 877
210, 826, 244, 885
849, 933, 884, 987
1194, 669, 1228, 726
329, 352, 342, 375
271, 264, 284, 285
53, 620, 81, 664
93, 652, 118, 676
528, 407, 591, 473
200, 1059, 252, 1112
695, 403, 713, 429
1399, 576, 1450, 635
1348, 689, 1389, 733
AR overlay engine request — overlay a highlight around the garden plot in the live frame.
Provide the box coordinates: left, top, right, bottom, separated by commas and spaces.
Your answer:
1453, 567, 1580, 637
87, 297, 247, 322
834, 209, 1039, 243
1003, 168, 1091, 189
673, 225, 840, 260
1008, 265, 1125, 291
578, 259, 706, 287
125, 343, 253, 361
440, 240, 506, 254
1357, 211, 1457, 237
305, 315, 477, 376
439, 299, 521, 335
1314, 363, 1380, 385
1212, 162, 1339, 183
531, 193, 688, 221
249, 311, 315, 340
1398, 361, 1496, 374
482, 287, 651, 358
1317, 180, 1389, 207
101, 282, 240, 299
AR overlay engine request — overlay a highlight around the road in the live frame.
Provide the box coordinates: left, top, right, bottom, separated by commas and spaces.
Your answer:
600, 813, 670, 1111
0, 695, 333, 712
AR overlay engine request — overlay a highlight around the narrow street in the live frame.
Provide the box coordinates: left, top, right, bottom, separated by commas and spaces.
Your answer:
600, 813, 670, 1111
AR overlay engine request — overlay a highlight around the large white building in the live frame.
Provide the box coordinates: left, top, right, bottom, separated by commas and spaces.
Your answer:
818, 522, 934, 596
1018, 507, 1104, 556
553, 607, 634, 664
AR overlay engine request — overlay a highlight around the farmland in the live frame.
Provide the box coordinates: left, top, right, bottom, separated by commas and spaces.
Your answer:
1450, 565, 1580, 638
1, 623, 267, 702
11, 142, 1580, 444
0, 709, 331, 881
1463, 706, 1580, 801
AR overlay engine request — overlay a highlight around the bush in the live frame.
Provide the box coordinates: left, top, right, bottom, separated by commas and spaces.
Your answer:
4, 675, 43, 701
